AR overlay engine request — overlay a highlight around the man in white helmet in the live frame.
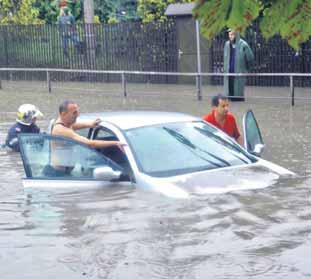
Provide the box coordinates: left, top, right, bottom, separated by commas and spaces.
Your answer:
5, 104, 43, 152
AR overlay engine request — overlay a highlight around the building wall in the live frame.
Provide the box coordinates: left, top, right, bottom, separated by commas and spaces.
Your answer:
175, 16, 210, 84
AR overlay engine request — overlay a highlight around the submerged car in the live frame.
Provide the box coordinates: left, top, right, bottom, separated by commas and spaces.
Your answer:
18, 110, 294, 198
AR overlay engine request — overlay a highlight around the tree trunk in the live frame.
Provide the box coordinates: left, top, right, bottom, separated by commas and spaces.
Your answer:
84, 0, 96, 69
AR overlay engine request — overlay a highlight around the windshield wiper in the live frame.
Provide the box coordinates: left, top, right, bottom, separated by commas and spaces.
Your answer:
194, 126, 250, 164
163, 127, 231, 167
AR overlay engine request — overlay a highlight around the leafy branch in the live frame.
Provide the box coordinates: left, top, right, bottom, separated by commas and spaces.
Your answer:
194, 0, 311, 50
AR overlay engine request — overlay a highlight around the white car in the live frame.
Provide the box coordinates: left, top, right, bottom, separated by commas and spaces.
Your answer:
18, 110, 294, 198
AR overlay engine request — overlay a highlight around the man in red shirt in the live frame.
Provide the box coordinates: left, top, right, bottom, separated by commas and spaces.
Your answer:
203, 94, 243, 145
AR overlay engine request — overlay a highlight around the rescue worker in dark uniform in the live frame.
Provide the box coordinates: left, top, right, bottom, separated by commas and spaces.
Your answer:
5, 104, 43, 152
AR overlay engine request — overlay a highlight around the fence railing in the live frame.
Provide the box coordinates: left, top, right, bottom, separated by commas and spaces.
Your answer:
0, 67, 310, 106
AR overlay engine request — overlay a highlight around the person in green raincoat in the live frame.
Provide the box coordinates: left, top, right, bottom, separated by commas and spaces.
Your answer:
223, 29, 254, 101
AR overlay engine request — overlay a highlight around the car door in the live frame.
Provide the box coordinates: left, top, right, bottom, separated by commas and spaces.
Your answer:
243, 109, 265, 156
18, 133, 127, 188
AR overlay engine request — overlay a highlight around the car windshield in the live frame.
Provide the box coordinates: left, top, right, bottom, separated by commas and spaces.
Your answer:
125, 121, 256, 177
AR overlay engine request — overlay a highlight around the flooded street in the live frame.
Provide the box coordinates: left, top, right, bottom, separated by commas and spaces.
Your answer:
0, 82, 311, 278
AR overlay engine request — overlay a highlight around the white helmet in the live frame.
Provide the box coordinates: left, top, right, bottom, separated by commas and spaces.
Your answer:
16, 104, 43, 126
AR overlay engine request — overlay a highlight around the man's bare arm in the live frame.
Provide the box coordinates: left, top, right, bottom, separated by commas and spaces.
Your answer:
72, 118, 101, 130
54, 126, 126, 150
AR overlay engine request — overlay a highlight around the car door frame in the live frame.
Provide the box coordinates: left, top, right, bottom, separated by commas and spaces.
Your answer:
242, 109, 265, 156
91, 122, 140, 181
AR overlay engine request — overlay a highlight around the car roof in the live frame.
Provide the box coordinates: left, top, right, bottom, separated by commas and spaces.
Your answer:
78, 111, 200, 130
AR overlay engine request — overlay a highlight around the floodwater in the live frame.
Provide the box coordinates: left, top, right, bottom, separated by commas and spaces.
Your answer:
0, 82, 311, 278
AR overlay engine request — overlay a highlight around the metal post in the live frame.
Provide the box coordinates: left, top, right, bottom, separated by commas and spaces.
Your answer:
121, 72, 127, 97
195, 20, 202, 101
290, 75, 294, 106
4, 26, 9, 68
47, 71, 52, 93
196, 75, 202, 101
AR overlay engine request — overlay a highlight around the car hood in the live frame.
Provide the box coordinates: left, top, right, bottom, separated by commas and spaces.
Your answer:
136, 162, 295, 198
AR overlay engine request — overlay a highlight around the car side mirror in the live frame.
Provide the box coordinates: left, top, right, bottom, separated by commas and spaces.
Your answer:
93, 166, 121, 181
251, 143, 265, 157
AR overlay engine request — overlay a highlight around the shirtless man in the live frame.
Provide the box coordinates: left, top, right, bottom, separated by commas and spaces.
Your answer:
45, 100, 125, 176
52, 100, 125, 149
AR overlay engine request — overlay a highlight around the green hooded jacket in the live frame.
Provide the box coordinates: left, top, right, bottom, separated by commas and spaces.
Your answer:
223, 32, 254, 97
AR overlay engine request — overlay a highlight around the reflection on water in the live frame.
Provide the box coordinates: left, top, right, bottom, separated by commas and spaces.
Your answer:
1, 92, 311, 278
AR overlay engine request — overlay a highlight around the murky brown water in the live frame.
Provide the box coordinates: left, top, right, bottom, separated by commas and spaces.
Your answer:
0, 82, 311, 278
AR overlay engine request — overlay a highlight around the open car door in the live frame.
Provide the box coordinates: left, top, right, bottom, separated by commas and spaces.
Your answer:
18, 133, 128, 189
243, 109, 265, 157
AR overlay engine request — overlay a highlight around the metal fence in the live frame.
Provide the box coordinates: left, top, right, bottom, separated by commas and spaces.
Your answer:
0, 68, 310, 106
1, 21, 311, 87
0, 22, 178, 83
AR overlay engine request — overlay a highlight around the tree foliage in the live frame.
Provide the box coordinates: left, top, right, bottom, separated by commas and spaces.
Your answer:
33, 0, 59, 23
194, 0, 311, 50
0, 0, 44, 24
260, 0, 311, 50
34, 0, 82, 24
137, 0, 194, 23
94, 0, 138, 24
194, 0, 261, 39
0, 0, 82, 24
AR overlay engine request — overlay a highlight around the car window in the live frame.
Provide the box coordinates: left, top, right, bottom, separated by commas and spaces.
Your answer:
125, 121, 256, 177
18, 133, 122, 179
93, 127, 118, 141
93, 127, 132, 175
76, 128, 91, 138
